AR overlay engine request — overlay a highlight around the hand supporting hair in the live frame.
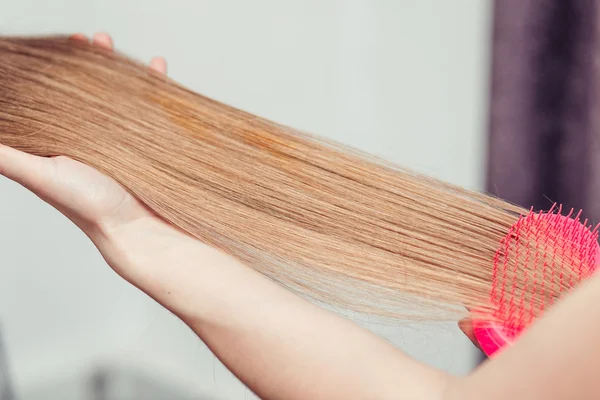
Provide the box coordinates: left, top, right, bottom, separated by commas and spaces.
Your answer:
2, 33, 600, 400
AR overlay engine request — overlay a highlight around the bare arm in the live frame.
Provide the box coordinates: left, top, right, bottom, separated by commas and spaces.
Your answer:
0, 32, 454, 399
9, 123, 597, 400
446, 272, 600, 400
99, 216, 452, 400
13, 31, 597, 400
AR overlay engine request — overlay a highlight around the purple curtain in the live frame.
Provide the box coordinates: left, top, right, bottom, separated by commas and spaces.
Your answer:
487, 0, 600, 222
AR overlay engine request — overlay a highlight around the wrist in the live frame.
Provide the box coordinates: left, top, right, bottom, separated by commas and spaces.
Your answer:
93, 214, 246, 324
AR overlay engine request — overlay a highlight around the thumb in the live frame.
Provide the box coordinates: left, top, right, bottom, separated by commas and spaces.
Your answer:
0, 144, 55, 198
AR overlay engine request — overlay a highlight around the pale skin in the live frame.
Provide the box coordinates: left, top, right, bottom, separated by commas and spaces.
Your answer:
2, 33, 600, 399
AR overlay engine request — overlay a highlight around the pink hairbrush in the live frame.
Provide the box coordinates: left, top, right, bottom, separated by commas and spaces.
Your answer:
471, 204, 600, 357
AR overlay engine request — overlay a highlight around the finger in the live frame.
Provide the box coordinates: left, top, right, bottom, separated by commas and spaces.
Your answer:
92, 32, 114, 50
458, 317, 483, 352
70, 33, 89, 42
149, 57, 167, 75
0, 144, 51, 194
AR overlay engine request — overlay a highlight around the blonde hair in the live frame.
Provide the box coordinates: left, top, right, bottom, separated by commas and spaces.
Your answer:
0, 35, 590, 324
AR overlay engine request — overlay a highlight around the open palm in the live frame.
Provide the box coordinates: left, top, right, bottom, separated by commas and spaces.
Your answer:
0, 32, 179, 285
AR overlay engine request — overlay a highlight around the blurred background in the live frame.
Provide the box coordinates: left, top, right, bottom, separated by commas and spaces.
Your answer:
1, 0, 590, 399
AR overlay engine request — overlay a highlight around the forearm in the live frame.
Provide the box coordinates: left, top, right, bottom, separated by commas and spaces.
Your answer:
446, 271, 600, 400
95, 217, 451, 400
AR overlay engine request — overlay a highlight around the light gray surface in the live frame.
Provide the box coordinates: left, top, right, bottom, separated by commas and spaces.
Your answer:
21, 366, 217, 400
0, 1, 490, 398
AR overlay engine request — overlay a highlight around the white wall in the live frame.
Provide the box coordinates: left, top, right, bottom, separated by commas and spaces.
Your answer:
0, 1, 492, 398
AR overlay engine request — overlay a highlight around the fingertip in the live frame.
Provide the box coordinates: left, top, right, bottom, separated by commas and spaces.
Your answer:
458, 317, 472, 332
92, 32, 114, 50
0, 145, 47, 188
149, 57, 167, 75
70, 33, 89, 42
458, 317, 483, 351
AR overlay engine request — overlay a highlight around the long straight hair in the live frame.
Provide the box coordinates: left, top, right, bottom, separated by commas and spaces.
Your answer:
0, 36, 589, 324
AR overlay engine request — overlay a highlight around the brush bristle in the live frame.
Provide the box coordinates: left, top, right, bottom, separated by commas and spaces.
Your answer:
490, 204, 600, 339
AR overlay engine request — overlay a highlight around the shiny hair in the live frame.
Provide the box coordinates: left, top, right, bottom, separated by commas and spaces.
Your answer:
0, 36, 586, 324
